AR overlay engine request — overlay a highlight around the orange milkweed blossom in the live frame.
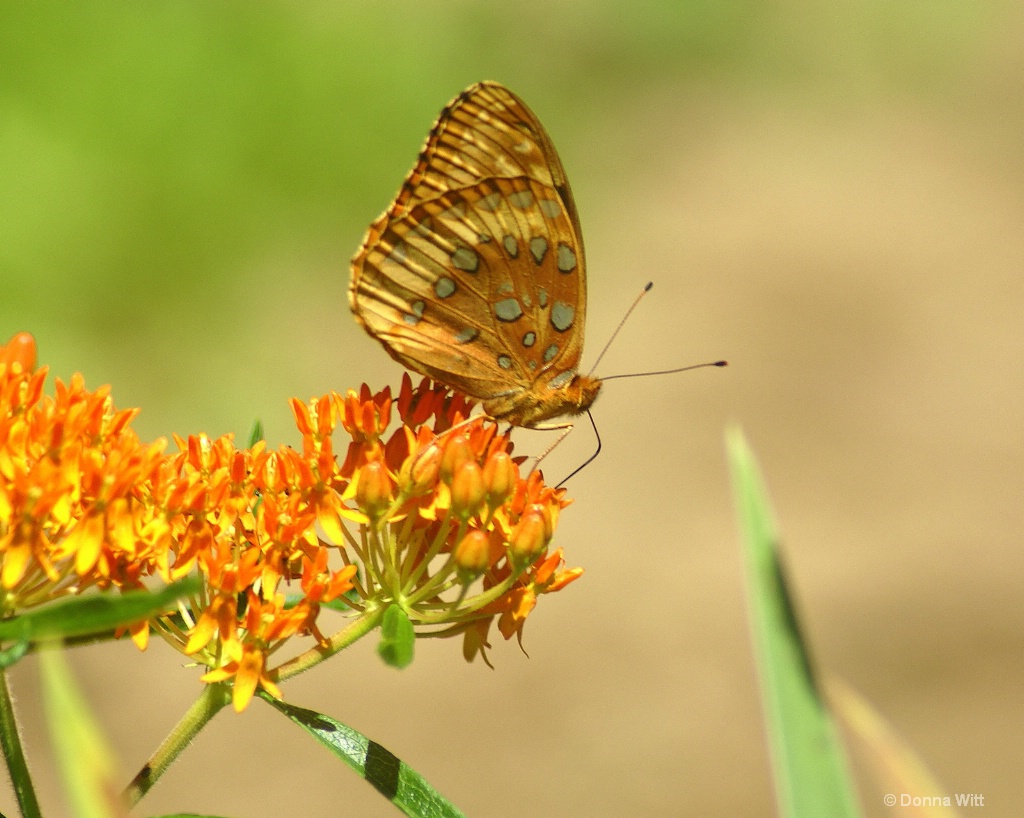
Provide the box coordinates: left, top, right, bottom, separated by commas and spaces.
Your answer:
0, 333, 582, 712
0, 332, 168, 613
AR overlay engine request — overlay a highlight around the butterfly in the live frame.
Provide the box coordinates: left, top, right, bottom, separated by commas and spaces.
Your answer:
349, 81, 601, 429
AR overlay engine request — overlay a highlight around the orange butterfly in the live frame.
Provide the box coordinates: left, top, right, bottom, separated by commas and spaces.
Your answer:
350, 81, 601, 429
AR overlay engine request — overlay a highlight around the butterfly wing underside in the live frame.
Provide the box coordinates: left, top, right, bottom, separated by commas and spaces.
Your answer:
350, 82, 597, 426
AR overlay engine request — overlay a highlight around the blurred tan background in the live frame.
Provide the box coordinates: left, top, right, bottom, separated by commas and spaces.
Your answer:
2, 2, 1022, 816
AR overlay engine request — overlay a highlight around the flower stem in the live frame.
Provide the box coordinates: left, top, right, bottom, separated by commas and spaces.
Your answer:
273, 606, 384, 683
122, 681, 231, 807
0, 667, 42, 818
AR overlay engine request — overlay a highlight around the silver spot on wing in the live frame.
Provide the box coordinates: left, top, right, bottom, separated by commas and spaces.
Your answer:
529, 236, 548, 265
404, 300, 426, 325
452, 246, 479, 273
539, 198, 561, 219
477, 191, 502, 211
494, 298, 523, 322
548, 370, 574, 389
551, 301, 575, 332
508, 190, 534, 209
434, 277, 456, 298
557, 242, 577, 273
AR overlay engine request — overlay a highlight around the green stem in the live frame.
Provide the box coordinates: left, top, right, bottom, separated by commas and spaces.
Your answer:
411, 569, 518, 625
0, 667, 42, 818
273, 606, 385, 683
403, 518, 460, 604
122, 681, 231, 807
123, 608, 383, 806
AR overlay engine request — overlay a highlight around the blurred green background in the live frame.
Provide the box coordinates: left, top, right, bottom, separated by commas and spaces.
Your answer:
3, 2, 1022, 816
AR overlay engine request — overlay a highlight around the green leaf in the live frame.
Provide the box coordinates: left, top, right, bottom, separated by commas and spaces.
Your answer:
0, 577, 199, 645
247, 417, 265, 448
726, 428, 862, 818
40, 646, 124, 818
377, 603, 415, 669
263, 695, 466, 818
0, 639, 31, 669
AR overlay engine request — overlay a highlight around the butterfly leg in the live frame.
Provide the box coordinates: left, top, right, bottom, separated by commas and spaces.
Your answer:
428, 412, 503, 450
526, 420, 575, 475
437, 413, 488, 438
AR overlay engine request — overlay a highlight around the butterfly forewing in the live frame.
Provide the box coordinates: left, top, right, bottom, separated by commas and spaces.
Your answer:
389, 84, 583, 232
350, 81, 600, 428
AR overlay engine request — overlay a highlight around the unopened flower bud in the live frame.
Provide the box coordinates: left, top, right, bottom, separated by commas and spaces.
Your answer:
483, 452, 516, 509
509, 510, 549, 564
398, 443, 443, 495
450, 460, 485, 520
356, 460, 392, 521
454, 529, 490, 577
1, 332, 37, 372
528, 503, 555, 543
230, 451, 247, 483
440, 434, 473, 485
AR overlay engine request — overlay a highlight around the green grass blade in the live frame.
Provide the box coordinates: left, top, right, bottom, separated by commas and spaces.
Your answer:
262, 695, 466, 818
40, 646, 124, 818
726, 428, 861, 818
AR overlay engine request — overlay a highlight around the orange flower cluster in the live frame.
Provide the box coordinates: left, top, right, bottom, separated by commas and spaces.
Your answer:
0, 333, 582, 709
324, 376, 583, 666
0, 332, 167, 604
156, 430, 358, 710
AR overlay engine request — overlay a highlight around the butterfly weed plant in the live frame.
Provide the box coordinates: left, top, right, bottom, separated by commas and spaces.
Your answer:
0, 330, 581, 816
2, 79, 892, 817
2, 81, 598, 818
2, 75, 958, 810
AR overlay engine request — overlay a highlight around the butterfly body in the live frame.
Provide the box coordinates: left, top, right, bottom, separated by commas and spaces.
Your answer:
350, 82, 600, 428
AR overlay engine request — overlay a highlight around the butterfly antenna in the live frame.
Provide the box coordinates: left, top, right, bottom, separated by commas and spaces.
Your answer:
602, 359, 728, 381
586, 282, 654, 377
556, 410, 601, 488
